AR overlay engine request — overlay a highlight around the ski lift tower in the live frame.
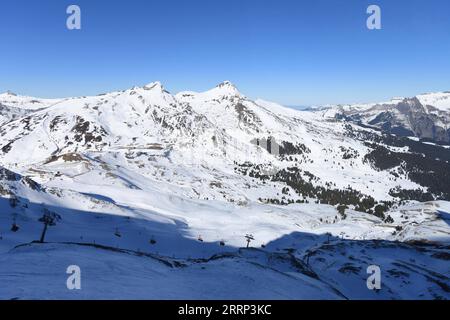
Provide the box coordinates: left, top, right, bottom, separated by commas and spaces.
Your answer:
245, 234, 255, 248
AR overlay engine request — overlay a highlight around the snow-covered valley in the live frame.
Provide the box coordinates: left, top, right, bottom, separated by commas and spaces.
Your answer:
0, 82, 449, 299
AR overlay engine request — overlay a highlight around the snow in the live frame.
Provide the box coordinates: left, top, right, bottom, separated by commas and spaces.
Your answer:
0, 243, 342, 300
0, 92, 62, 111
0, 82, 449, 299
417, 92, 450, 111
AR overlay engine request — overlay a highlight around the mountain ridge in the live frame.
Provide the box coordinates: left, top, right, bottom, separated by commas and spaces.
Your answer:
322, 91, 450, 143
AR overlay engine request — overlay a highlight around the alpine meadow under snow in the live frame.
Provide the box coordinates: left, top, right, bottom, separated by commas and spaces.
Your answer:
0, 82, 449, 299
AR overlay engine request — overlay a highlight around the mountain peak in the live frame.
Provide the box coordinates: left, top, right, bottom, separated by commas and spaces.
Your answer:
216, 81, 236, 89
1, 90, 17, 97
210, 81, 241, 97
143, 81, 165, 91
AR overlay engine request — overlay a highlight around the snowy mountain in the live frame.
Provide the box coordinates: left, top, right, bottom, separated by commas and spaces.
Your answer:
0, 82, 449, 299
0, 91, 62, 126
325, 91, 450, 143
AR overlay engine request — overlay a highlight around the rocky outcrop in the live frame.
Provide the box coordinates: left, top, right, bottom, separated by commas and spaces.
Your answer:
337, 96, 450, 143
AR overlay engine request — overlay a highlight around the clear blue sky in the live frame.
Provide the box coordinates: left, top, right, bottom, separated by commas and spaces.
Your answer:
0, 0, 449, 106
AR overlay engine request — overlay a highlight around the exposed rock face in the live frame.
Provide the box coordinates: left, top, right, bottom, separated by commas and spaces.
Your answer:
0, 103, 29, 126
335, 95, 450, 143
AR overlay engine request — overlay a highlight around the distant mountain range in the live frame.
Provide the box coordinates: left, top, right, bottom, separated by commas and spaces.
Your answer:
319, 91, 450, 143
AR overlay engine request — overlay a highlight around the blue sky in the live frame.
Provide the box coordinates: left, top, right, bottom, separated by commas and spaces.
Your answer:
0, 0, 449, 106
